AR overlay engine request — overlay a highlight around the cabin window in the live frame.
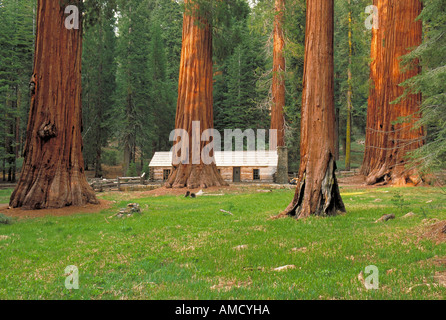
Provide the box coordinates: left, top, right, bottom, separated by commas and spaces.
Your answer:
163, 169, 171, 181
253, 169, 260, 180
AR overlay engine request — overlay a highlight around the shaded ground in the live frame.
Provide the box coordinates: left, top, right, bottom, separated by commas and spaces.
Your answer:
0, 173, 443, 220
338, 173, 369, 187
0, 199, 113, 219
421, 220, 446, 245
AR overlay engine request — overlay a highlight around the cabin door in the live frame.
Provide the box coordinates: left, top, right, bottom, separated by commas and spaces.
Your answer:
233, 167, 241, 182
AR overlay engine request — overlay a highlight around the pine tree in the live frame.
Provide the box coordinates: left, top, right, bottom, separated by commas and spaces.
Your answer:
82, 6, 117, 178
115, 0, 154, 174
0, 0, 34, 182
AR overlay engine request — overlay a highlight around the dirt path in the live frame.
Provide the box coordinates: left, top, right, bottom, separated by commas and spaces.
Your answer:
0, 199, 113, 219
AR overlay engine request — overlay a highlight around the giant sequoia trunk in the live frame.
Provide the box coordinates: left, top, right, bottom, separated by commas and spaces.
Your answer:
10, 0, 98, 209
270, 0, 286, 149
281, 0, 345, 219
165, 2, 227, 189
361, 0, 424, 186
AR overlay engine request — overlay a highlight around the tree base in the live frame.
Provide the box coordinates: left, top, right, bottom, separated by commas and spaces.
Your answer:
280, 156, 346, 219
165, 163, 229, 189
9, 166, 98, 210
363, 165, 423, 186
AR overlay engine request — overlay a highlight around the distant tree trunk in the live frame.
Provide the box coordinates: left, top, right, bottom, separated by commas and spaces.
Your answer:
14, 86, 21, 182
5, 90, 14, 183
335, 105, 340, 161
270, 0, 286, 149
10, 0, 98, 209
95, 26, 104, 179
165, 1, 227, 189
361, 0, 424, 186
345, 2, 353, 171
281, 0, 345, 219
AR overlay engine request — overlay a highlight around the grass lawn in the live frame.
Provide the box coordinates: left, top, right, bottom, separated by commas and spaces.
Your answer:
0, 189, 13, 204
0, 186, 445, 300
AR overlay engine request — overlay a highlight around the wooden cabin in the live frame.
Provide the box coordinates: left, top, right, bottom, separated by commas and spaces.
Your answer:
149, 151, 278, 183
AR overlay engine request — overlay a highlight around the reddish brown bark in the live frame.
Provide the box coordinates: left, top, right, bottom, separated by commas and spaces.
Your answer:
270, 0, 286, 149
9, 0, 98, 209
281, 0, 345, 219
165, 1, 227, 189
361, 0, 424, 186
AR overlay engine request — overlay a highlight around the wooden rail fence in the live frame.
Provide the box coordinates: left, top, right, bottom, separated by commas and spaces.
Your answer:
90, 172, 148, 191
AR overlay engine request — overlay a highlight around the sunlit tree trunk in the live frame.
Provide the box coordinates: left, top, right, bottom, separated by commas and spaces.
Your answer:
270, 0, 286, 149
10, 0, 98, 209
165, 1, 227, 189
361, 0, 424, 186
281, 0, 345, 219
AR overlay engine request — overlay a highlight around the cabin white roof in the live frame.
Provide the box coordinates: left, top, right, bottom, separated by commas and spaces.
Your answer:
149, 151, 278, 167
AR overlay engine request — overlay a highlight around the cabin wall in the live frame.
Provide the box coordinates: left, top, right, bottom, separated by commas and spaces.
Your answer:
149, 166, 277, 183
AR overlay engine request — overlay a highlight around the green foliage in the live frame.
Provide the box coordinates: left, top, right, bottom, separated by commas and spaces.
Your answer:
213, 18, 270, 137
186, 0, 251, 61
283, 0, 306, 171
0, 213, 12, 225
126, 162, 137, 177
391, 191, 407, 214
147, 20, 177, 154
102, 149, 119, 166
0, 0, 34, 182
334, 0, 372, 154
82, 5, 117, 176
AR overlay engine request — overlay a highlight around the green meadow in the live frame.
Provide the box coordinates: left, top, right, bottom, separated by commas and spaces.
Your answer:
0, 186, 445, 300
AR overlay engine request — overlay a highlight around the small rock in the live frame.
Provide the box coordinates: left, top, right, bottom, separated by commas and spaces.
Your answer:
274, 265, 296, 272
233, 245, 248, 251
402, 212, 416, 218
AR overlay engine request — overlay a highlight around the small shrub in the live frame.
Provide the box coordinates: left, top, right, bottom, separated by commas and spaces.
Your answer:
0, 213, 12, 225
102, 149, 119, 166
391, 191, 407, 214
127, 162, 137, 177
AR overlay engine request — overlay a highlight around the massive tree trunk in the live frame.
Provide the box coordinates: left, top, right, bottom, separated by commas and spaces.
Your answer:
165, 1, 227, 189
270, 0, 286, 149
281, 0, 345, 219
10, 0, 98, 209
361, 0, 424, 186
